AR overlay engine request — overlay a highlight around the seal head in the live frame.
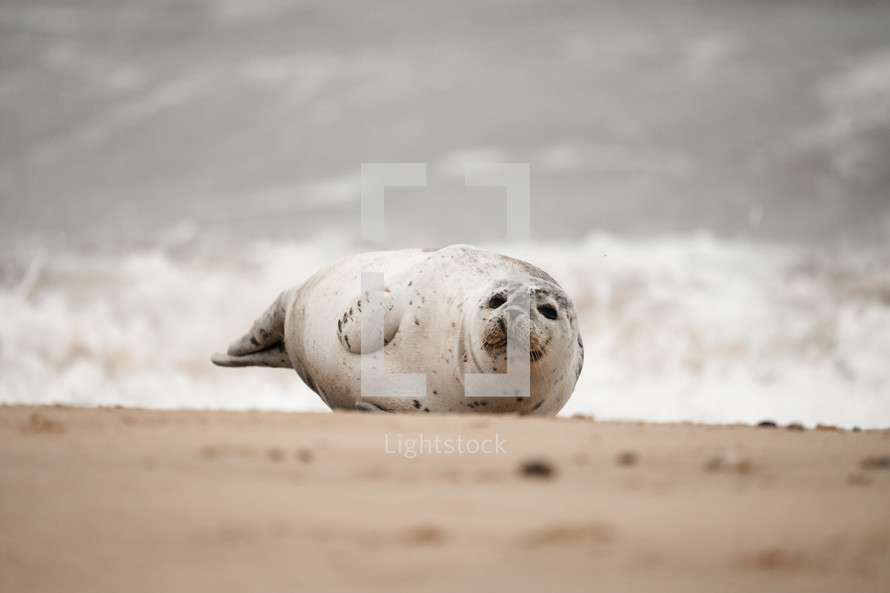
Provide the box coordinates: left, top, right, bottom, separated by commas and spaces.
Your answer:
458, 275, 583, 412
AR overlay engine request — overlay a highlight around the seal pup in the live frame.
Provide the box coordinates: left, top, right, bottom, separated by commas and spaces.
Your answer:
211, 244, 583, 414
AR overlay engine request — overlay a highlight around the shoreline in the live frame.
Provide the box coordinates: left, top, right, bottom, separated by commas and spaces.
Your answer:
2, 405, 888, 592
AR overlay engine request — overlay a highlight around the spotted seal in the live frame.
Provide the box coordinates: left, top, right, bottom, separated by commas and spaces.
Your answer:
211, 244, 583, 414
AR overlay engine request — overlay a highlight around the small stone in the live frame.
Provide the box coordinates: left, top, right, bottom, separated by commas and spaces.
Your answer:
816, 424, 839, 431
616, 451, 638, 466
786, 423, 805, 431
848, 472, 872, 486
403, 525, 446, 544
520, 459, 555, 479
24, 412, 65, 434
757, 421, 777, 428
860, 456, 890, 471
705, 450, 751, 473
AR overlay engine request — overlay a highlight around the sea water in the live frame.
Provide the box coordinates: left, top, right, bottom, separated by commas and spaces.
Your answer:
2, 229, 888, 428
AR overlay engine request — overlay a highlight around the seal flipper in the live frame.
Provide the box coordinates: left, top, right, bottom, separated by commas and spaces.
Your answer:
355, 402, 389, 413
337, 290, 402, 354
212, 289, 293, 368
211, 343, 293, 368
225, 290, 290, 356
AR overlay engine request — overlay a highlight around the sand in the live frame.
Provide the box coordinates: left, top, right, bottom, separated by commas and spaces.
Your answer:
1, 405, 888, 592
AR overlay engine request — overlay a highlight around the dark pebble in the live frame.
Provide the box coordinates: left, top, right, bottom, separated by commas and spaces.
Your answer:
860, 456, 890, 471
616, 451, 638, 466
757, 421, 777, 428
520, 459, 554, 479
786, 423, 805, 431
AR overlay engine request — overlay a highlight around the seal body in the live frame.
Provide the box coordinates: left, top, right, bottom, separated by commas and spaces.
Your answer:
212, 244, 583, 414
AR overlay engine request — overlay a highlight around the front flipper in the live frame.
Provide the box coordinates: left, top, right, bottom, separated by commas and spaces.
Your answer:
355, 402, 390, 413
336, 290, 402, 354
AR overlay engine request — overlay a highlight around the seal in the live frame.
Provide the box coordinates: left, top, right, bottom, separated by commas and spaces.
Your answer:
211, 244, 583, 414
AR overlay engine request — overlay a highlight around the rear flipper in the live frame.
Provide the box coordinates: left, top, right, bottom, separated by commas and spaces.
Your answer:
211, 290, 294, 369
211, 343, 292, 368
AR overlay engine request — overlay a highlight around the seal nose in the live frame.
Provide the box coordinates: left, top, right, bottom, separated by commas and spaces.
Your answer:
505, 306, 525, 324
502, 305, 532, 347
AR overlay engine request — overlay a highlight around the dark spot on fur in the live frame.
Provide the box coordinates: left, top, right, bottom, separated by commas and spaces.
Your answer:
408, 281, 413, 286
250, 337, 259, 346
343, 335, 350, 349
413, 399, 422, 409
338, 319, 342, 332
433, 390, 438, 395
414, 318, 420, 325
516, 397, 523, 402
424, 408, 430, 413
532, 401, 543, 411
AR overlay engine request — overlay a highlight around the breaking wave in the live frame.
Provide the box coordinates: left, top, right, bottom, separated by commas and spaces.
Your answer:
1, 228, 888, 428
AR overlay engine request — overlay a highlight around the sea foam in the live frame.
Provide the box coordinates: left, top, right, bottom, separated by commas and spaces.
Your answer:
1, 231, 888, 428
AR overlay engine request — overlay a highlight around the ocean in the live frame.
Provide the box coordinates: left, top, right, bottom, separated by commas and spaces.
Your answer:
1, 0, 889, 427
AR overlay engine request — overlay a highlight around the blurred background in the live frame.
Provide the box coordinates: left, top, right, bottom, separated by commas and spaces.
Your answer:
1, 0, 888, 426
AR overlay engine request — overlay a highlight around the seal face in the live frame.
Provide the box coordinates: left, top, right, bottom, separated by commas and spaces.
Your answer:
211, 244, 584, 415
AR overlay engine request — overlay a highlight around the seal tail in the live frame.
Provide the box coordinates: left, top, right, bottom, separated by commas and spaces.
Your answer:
211, 290, 294, 369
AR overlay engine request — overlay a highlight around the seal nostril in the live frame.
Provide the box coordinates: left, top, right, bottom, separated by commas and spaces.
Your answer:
497, 317, 506, 332
488, 295, 506, 309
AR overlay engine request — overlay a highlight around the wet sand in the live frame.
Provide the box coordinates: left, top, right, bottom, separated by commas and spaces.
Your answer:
1, 405, 888, 592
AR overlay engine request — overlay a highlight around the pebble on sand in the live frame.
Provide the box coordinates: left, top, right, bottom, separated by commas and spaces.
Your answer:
520, 459, 555, 479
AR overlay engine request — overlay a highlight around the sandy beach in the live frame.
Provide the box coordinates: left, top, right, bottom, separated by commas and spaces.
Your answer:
1, 405, 888, 592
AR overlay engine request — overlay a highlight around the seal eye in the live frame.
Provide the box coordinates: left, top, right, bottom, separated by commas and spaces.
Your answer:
488, 295, 506, 309
537, 305, 558, 320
